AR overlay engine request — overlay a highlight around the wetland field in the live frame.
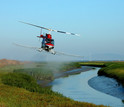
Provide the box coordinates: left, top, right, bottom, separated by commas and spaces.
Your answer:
1, 59, 124, 106
0, 59, 106, 107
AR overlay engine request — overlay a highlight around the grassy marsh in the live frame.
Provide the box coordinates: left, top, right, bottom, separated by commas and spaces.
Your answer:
80, 61, 124, 86
0, 61, 107, 107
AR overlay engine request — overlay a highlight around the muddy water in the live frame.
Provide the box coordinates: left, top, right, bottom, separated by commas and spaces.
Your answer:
49, 67, 124, 107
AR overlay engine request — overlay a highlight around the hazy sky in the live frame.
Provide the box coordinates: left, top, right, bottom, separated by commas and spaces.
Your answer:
0, 0, 124, 61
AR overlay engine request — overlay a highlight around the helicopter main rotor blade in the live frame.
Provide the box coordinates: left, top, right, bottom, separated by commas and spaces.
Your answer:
19, 21, 52, 31
55, 51, 83, 58
19, 21, 80, 36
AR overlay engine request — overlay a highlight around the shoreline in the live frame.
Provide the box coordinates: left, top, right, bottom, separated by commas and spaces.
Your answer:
50, 67, 124, 107
54, 66, 94, 79
88, 76, 124, 100
80, 62, 124, 87
38, 66, 94, 86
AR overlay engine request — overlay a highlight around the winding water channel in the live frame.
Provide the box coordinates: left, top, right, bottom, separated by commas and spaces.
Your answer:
49, 67, 124, 107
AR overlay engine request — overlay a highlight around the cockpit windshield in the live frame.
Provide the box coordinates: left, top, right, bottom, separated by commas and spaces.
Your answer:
51, 39, 54, 45
46, 39, 54, 45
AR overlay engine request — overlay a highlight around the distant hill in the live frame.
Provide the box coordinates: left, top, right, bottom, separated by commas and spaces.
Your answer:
0, 59, 23, 67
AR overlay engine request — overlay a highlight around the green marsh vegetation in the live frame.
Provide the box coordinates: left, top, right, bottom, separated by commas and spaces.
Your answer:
80, 62, 105, 67
13, 62, 81, 81
80, 61, 124, 86
1, 72, 63, 96
98, 62, 124, 86
0, 62, 107, 107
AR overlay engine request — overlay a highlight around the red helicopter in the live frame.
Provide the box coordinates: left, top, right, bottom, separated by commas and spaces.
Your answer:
15, 21, 82, 57
37, 33, 54, 52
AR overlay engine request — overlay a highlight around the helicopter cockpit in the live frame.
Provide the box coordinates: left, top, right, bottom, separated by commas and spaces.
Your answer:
46, 38, 54, 45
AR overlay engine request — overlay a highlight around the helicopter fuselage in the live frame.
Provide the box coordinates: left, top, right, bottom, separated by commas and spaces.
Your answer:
37, 33, 55, 54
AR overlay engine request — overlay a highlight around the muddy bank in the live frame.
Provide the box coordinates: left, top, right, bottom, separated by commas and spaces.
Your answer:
88, 76, 124, 100
54, 66, 93, 79
38, 66, 93, 86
